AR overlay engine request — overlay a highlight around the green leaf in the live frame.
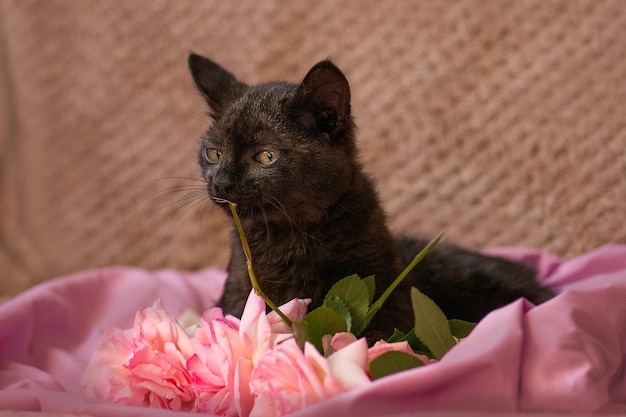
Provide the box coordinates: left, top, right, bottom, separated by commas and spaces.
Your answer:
387, 328, 407, 343
448, 319, 476, 340
387, 328, 432, 357
324, 274, 370, 335
411, 287, 456, 360
369, 351, 424, 380
323, 296, 353, 333
363, 275, 376, 305
302, 306, 348, 353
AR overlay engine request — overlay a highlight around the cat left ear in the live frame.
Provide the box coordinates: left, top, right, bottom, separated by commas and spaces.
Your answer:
188, 53, 246, 116
293, 60, 351, 135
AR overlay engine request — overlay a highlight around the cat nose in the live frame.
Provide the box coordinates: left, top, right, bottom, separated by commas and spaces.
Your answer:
211, 172, 234, 198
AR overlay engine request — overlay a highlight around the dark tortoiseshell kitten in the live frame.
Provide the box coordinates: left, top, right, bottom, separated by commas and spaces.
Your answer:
188, 53, 554, 340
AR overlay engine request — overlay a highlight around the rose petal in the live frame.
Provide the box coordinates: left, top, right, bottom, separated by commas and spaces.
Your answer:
368, 340, 434, 365
268, 298, 311, 334
134, 299, 194, 359
328, 337, 371, 390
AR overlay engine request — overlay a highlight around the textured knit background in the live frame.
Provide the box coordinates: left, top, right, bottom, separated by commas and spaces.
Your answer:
0, 0, 624, 299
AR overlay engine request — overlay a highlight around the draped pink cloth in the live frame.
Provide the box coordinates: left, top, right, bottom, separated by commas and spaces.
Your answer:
1, 245, 625, 416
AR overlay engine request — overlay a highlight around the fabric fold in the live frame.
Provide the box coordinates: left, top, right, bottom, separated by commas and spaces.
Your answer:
1, 247, 625, 416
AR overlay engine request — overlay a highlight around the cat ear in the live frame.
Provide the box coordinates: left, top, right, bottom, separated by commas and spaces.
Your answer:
188, 53, 246, 115
293, 60, 351, 135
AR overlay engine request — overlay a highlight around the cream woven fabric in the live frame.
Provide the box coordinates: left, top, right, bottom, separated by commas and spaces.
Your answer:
1, 0, 624, 297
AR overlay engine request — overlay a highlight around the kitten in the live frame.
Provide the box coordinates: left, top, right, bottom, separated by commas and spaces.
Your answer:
188, 53, 554, 340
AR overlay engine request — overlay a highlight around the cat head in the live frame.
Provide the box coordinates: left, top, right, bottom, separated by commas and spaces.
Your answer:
188, 53, 359, 224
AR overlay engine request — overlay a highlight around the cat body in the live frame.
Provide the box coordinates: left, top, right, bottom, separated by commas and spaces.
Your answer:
188, 53, 553, 340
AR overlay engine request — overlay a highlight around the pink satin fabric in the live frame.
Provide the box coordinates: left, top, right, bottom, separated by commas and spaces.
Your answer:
1, 246, 625, 416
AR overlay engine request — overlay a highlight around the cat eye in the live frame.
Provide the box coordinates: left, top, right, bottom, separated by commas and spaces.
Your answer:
205, 147, 221, 163
255, 150, 280, 165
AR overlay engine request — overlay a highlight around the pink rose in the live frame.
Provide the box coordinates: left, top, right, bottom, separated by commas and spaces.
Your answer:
187, 291, 310, 417
133, 299, 194, 359
187, 307, 254, 416
83, 292, 314, 416
249, 337, 370, 416
125, 339, 196, 410
81, 327, 141, 405
82, 300, 197, 411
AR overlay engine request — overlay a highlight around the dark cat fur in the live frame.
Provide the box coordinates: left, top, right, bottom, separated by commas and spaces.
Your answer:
188, 53, 554, 341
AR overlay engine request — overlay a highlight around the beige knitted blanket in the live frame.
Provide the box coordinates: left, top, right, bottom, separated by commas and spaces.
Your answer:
1, 0, 624, 299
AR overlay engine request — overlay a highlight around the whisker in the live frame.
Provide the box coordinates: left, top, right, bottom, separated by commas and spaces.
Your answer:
133, 180, 208, 219
117, 176, 215, 265
164, 193, 212, 232
257, 202, 272, 247
263, 194, 306, 237
132, 175, 208, 188
140, 192, 206, 224
196, 198, 219, 229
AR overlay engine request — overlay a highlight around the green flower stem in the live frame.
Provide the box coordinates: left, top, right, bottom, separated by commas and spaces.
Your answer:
366, 232, 443, 324
224, 200, 293, 327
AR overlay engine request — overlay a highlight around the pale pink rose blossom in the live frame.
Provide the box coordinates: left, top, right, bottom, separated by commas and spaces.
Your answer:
187, 307, 254, 416
84, 292, 334, 417
81, 327, 142, 405
187, 290, 310, 417
125, 339, 196, 410
82, 300, 197, 411
133, 299, 195, 359
249, 337, 370, 416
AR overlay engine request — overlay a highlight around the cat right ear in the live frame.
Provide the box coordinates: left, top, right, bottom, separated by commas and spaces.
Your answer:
188, 53, 246, 115
292, 60, 351, 137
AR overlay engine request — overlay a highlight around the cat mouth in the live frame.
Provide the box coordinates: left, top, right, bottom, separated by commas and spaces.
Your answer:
211, 196, 264, 217
211, 196, 246, 215
211, 196, 293, 223
211, 197, 232, 205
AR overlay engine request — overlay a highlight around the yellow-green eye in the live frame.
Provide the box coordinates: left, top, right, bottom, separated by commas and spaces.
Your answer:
205, 148, 221, 163
255, 150, 280, 165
